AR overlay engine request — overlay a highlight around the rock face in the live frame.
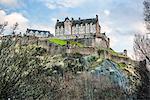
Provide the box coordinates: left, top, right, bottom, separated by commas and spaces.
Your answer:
69, 55, 140, 99
91, 59, 129, 92
40, 53, 141, 99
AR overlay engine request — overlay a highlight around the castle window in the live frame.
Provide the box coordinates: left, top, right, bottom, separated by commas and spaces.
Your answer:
64, 21, 71, 35
41, 32, 44, 36
86, 23, 90, 34
76, 24, 79, 34
60, 26, 64, 35
79, 24, 83, 34
89, 23, 91, 33
92, 24, 96, 33
35, 31, 39, 36
56, 26, 60, 36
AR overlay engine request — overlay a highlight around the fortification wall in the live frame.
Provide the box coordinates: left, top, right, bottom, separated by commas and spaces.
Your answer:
95, 37, 109, 48
0, 35, 131, 64
98, 50, 133, 64
55, 33, 109, 49
48, 44, 66, 55
66, 47, 96, 55
110, 55, 130, 64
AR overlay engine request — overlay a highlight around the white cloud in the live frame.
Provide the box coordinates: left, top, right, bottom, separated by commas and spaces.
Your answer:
45, 0, 86, 9
110, 34, 134, 59
51, 18, 57, 21
60, 0, 86, 8
51, 18, 57, 24
0, 10, 55, 36
0, 10, 54, 35
0, 10, 6, 21
100, 20, 135, 59
0, 10, 29, 34
46, 2, 57, 9
0, 0, 19, 6
4, 13, 28, 25
100, 22, 117, 47
108, 35, 118, 48
104, 10, 110, 16
101, 23, 112, 33
132, 21, 148, 34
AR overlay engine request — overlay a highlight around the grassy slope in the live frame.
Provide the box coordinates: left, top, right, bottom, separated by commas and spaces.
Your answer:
49, 38, 67, 46
48, 38, 83, 47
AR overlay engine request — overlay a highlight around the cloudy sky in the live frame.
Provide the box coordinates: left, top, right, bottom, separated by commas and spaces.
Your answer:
0, 0, 147, 58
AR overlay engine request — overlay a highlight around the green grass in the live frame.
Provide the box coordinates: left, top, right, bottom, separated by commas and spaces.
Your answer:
118, 62, 127, 69
48, 38, 83, 47
69, 41, 83, 47
109, 48, 128, 58
48, 38, 67, 46
108, 48, 118, 55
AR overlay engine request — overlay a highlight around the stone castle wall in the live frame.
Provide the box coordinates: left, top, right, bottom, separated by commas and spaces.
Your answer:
99, 50, 133, 64
66, 47, 96, 55
0, 35, 132, 64
55, 33, 109, 48
54, 15, 110, 48
55, 16, 99, 36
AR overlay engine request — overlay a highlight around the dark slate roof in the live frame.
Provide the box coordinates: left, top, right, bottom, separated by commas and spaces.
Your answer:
72, 18, 97, 25
56, 18, 98, 28
56, 22, 64, 27
26, 28, 53, 37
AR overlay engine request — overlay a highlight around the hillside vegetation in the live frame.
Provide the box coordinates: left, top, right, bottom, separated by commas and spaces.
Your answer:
0, 37, 141, 100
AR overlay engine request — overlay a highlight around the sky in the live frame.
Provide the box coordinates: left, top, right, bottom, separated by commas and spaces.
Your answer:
0, 0, 147, 58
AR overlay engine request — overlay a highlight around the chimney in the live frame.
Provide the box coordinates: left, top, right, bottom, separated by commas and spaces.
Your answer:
123, 49, 127, 56
107, 38, 110, 48
79, 17, 81, 20
65, 17, 70, 21
57, 19, 59, 22
71, 18, 74, 20
96, 15, 98, 20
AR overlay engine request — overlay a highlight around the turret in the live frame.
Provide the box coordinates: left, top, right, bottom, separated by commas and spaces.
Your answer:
57, 19, 59, 22
123, 49, 127, 56
107, 38, 110, 48
96, 15, 98, 20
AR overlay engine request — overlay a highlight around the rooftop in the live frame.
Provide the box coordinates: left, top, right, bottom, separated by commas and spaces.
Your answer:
26, 28, 53, 37
56, 15, 98, 28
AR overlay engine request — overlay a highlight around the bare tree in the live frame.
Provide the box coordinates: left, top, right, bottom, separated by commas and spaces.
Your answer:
134, 0, 150, 63
144, 0, 150, 33
134, 34, 150, 62
134, 34, 150, 99
12, 22, 18, 35
133, 1, 150, 99
0, 21, 8, 34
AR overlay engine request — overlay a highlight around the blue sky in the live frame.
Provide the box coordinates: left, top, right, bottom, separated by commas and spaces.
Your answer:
0, 0, 147, 58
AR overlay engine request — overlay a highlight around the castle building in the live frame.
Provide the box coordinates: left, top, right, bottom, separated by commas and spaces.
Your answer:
26, 28, 53, 37
55, 15, 110, 48
0, 15, 131, 64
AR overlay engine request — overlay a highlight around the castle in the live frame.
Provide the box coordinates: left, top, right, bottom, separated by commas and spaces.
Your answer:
55, 15, 109, 48
0, 15, 132, 64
